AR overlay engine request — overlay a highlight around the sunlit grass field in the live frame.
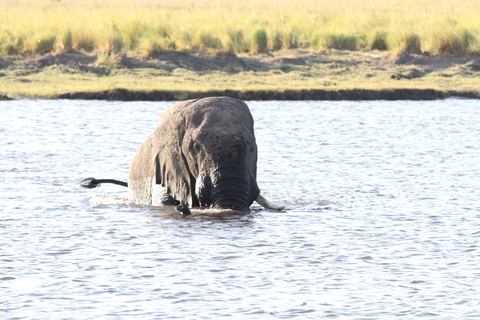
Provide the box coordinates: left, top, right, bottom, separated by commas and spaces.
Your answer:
1, 0, 479, 57
1, 0, 479, 98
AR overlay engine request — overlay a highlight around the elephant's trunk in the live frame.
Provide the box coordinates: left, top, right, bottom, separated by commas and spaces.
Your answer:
255, 194, 285, 211
197, 166, 259, 211
210, 177, 254, 210
196, 167, 285, 211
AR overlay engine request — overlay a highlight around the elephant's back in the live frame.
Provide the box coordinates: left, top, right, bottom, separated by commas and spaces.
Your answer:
159, 96, 254, 133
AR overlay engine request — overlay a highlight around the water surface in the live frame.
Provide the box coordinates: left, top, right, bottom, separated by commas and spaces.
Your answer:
1, 99, 480, 319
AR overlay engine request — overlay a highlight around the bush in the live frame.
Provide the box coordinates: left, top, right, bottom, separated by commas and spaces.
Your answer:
55, 29, 73, 53
310, 32, 321, 49
431, 27, 477, 55
99, 30, 125, 54
370, 30, 388, 51
324, 33, 357, 50
95, 52, 121, 71
198, 33, 222, 50
138, 36, 163, 57
72, 30, 95, 52
1, 41, 16, 55
271, 30, 284, 51
402, 33, 422, 53
227, 29, 244, 54
436, 31, 464, 55
252, 27, 268, 53
31, 33, 56, 54
459, 28, 475, 51
0, 34, 20, 55
283, 29, 299, 49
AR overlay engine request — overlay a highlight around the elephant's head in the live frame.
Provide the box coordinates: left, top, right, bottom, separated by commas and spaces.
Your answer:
128, 97, 284, 211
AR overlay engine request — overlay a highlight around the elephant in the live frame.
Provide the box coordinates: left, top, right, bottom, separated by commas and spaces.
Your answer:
81, 97, 284, 212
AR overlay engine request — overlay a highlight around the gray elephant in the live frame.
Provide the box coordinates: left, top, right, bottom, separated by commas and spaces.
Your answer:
81, 97, 284, 212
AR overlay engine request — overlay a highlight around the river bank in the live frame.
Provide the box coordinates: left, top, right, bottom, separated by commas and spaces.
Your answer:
54, 88, 478, 101
1, 49, 479, 100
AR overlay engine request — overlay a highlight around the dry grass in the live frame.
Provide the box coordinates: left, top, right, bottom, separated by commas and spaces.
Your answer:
1, 48, 479, 99
1, 0, 479, 57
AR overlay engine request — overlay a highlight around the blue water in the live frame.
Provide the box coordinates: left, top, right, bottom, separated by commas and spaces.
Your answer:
1, 99, 480, 319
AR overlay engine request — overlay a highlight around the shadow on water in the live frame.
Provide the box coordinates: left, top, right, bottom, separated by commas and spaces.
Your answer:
148, 205, 259, 222
88, 194, 259, 225
146, 206, 260, 229
88, 194, 336, 219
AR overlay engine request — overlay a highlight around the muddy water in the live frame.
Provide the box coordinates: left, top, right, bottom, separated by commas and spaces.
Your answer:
1, 99, 480, 319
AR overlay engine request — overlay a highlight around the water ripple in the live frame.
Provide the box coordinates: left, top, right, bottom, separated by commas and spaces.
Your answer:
1, 99, 480, 319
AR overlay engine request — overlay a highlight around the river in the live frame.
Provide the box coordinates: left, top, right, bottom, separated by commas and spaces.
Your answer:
1, 99, 479, 319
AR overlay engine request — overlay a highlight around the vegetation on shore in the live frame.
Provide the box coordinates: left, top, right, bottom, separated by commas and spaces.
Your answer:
1, 0, 480, 57
1, 49, 479, 99
1, 1, 479, 100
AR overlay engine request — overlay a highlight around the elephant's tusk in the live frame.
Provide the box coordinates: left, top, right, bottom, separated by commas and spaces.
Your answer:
255, 194, 285, 211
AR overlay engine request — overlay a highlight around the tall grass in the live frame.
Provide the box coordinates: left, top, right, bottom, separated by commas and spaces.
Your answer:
252, 27, 268, 54
0, 0, 479, 56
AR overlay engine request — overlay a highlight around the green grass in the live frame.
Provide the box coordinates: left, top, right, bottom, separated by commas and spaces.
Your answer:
1, 0, 480, 57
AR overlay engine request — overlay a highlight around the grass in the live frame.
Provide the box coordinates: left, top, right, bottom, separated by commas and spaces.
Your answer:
3, 68, 477, 99
1, 0, 479, 99
1, 49, 479, 99
1, 0, 480, 57
252, 28, 268, 54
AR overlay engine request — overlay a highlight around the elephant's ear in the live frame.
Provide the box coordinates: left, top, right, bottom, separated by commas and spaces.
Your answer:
128, 138, 156, 205
153, 139, 195, 207
152, 98, 203, 207
128, 137, 154, 181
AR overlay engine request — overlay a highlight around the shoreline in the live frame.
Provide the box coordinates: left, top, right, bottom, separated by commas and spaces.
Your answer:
1, 50, 479, 101
53, 88, 479, 101
3, 88, 479, 102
